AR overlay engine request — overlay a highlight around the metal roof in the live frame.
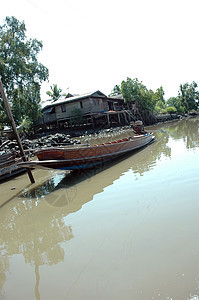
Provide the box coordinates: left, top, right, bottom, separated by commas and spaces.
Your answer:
42, 90, 107, 110
42, 90, 124, 111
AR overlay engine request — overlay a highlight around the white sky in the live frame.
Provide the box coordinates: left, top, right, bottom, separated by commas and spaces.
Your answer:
1, 0, 199, 101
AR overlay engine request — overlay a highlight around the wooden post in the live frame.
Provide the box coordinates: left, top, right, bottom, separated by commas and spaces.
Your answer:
57, 120, 59, 130
117, 112, 121, 125
91, 115, 94, 129
124, 111, 128, 124
0, 79, 35, 183
106, 113, 110, 127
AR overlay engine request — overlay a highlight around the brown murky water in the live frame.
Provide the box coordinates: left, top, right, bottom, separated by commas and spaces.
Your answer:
0, 117, 199, 300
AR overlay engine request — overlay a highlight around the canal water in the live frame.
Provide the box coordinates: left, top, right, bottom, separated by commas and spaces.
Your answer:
0, 117, 199, 300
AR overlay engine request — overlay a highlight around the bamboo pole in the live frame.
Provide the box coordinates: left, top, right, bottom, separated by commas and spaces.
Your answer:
0, 79, 35, 183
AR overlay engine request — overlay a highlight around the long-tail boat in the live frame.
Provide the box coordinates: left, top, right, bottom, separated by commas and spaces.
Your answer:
0, 151, 25, 181
18, 132, 154, 171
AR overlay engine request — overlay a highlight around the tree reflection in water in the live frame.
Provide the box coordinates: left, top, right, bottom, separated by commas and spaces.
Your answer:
0, 128, 171, 299
165, 117, 199, 149
1, 117, 198, 299
0, 172, 74, 299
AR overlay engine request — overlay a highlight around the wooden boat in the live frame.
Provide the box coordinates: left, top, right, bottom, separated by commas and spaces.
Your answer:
18, 132, 154, 170
0, 151, 25, 181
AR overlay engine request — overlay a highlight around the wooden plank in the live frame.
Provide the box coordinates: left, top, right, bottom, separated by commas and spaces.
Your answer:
0, 79, 35, 183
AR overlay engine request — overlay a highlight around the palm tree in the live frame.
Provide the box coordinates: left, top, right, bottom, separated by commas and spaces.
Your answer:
46, 84, 68, 102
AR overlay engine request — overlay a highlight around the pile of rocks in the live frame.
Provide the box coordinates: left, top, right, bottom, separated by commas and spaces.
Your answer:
1, 127, 132, 157
1, 133, 80, 156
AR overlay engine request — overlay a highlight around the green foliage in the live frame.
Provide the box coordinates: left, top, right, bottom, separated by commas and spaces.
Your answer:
154, 102, 166, 113
154, 104, 163, 114
153, 86, 166, 113
111, 78, 199, 117
166, 97, 184, 113
0, 16, 49, 128
18, 118, 32, 136
69, 108, 83, 125
46, 84, 67, 102
109, 85, 121, 96
121, 77, 156, 111
178, 81, 199, 112
166, 106, 177, 114
154, 86, 165, 103
121, 78, 139, 105
139, 87, 155, 112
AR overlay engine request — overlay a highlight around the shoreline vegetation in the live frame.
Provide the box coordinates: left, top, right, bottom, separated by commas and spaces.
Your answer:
0, 17, 199, 145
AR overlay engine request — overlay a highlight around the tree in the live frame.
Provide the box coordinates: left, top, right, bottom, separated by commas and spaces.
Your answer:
121, 77, 140, 108
166, 106, 177, 114
46, 84, 67, 102
178, 81, 199, 112
0, 16, 49, 127
121, 77, 155, 111
153, 86, 166, 113
166, 97, 184, 113
109, 85, 121, 96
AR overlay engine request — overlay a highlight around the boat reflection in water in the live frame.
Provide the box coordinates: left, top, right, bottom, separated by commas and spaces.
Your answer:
0, 131, 168, 299
1, 117, 199, 300
19, 129, 168, 209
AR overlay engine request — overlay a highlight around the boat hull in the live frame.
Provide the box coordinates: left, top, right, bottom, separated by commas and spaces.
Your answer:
32, 133, 154, 170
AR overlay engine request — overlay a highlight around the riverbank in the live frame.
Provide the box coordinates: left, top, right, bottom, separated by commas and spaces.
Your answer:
33, 111, 198, 137
1, 113, 198, 156
1, 113, 197, 185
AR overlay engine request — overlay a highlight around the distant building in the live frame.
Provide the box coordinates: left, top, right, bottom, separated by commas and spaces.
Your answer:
36, 90, 136, 131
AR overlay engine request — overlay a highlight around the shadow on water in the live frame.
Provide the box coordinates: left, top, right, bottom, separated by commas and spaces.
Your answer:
18, 140, 157, 202
17, 130, 170, 210
0, 130, 171, 300
1, 117, 198, 299
17, 117, 198, 206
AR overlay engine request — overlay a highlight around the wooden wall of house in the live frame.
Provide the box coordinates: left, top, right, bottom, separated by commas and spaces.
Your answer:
55, 97, 109, 119
43, 113, 56, 124
89, 97, 108, 113
56, 101, 81, 119
41, 97, 110, 126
